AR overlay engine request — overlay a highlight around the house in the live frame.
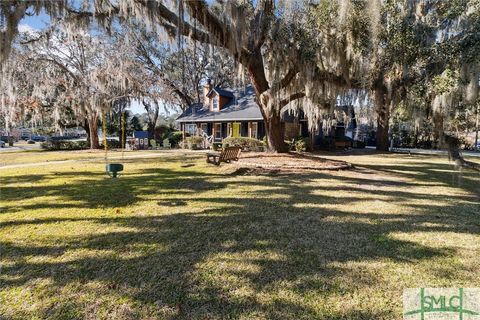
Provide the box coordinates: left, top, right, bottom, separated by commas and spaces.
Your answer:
176, 81, 265, 143
133, 131, 149, 150
176, 80, 358, 149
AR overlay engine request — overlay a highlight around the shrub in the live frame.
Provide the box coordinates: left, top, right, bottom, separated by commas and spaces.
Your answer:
222, 137, 265, 151
286, 139, 295, 151
294, 137, 310, 152
183, 136, 204, 149
167, 131, 183, 147
41, 140, 89, 151
100, 139, 121, 149
353, 140, 366, 148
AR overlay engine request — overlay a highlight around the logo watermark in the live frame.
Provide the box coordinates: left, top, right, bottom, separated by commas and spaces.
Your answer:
404, 288, 480, 319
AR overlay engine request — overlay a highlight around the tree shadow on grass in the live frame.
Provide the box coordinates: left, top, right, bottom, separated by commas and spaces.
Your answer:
1, 156, 479, 319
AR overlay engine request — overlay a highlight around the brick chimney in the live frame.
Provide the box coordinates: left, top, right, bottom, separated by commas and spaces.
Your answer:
203, 78, 213, 107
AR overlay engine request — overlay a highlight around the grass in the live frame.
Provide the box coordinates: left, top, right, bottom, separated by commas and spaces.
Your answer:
0, 149, 174, 167
0, 150, 479, 319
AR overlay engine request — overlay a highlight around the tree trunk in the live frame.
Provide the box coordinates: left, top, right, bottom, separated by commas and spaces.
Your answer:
413, 126, 418, 148
120, 112, 127, 149
147, 122, 155, 141
142, 100, 159, 142
87, 113, 100, 149
245, 51, 287, 153
264, 111, 287, 152
374, 88, 390, 151
475, 102, 479, 151
433, 110, 444, 149
82, 118, 90, 147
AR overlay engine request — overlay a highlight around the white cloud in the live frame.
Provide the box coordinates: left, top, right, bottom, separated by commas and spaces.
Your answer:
18, 24, 39, 35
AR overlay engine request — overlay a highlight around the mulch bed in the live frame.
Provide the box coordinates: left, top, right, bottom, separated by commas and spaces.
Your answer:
237, 152, 352, 171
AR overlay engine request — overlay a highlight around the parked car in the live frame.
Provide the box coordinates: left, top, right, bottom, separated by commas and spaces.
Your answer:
31, 135, 46, 142
1, 136, 14, 146
0, 140, 5, 148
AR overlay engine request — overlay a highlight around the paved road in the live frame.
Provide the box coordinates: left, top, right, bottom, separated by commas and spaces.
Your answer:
0, 144, 41, 152
391, 147, 480, 158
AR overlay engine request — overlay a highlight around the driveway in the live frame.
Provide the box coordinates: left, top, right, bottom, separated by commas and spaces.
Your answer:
392, 147, 480, 158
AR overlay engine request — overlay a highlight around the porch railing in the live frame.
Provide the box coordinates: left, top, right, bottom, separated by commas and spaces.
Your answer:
200, 130, 213, 149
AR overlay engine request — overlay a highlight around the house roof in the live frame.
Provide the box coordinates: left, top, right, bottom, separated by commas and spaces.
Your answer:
207, 87, 235, 99
133, 131, 149, 138
176, 85, 263, 123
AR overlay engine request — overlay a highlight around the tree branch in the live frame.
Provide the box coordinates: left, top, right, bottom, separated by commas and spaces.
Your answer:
279, 92, 305, 108
253, 0, 274, 51
34, 57, 79, 84
280, 66, 299, 89
133, 0, 212, 45
184, 0, 231, 48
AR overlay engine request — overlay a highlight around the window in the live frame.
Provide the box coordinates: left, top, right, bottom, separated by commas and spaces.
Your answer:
185, 124, 197, 135
212, 96, 219, 111
200, 123, 208, 136
251, 122, 258, 139
214, 123, 222, 140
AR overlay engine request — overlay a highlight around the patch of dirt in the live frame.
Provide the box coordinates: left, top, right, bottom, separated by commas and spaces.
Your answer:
236, 152, 352, 172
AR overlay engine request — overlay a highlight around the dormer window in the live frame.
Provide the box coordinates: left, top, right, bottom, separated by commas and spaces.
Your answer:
212, 96, 219, 111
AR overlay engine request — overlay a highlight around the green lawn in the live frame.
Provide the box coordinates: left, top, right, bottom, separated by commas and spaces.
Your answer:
0, 151, 479, 319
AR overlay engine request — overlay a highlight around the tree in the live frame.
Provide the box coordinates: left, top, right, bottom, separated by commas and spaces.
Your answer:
142, 99, 159, 139
3, 23, 139, 148
1, 0, 478, 154
130, 115, 143, 132
1, 1, 329, 152
131, 27, 235, 112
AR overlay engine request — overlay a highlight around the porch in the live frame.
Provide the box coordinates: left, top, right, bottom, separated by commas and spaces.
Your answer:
180, 121, 266, 144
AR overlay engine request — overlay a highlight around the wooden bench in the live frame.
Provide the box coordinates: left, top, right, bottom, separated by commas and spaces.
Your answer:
206, 146, 242, 165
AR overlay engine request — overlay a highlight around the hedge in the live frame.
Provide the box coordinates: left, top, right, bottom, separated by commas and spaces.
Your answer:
41, 139, 120, 150
182, 136, 204, 149
100, 139, 121, 149
222, 137, 265, 151
41, 140, 89, 151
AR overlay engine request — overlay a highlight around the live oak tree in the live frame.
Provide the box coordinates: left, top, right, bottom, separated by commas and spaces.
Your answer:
128, 26, 236, 139
4, 24, 138, 149
383, 0, 480, 167
310, 0, 479, 154
130, 27, 236, 111
1, 0, 478, 154
2, 0, 346, 152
